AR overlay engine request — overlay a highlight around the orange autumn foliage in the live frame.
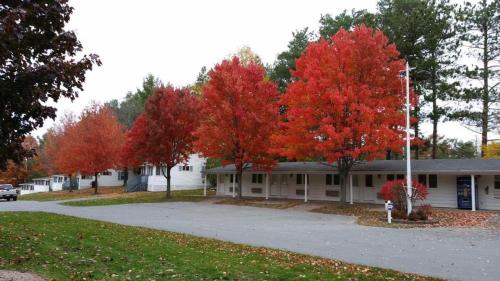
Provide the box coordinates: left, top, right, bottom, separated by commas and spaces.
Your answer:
56, 104, 125, 190
194, 57, 280, 198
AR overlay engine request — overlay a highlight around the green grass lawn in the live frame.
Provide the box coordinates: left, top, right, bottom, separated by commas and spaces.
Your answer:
62, 189, 215, 206
0, 212, 438, 281
19, 186, 125, 201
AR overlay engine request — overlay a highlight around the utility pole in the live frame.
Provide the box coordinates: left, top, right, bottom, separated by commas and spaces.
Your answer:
405, 62, 413, 216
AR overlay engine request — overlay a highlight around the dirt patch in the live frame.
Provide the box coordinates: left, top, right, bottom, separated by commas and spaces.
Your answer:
0, 271, 44, 281
214, 197, 302, 209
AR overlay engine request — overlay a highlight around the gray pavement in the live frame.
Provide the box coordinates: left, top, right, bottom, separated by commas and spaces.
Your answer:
1, 200, 500, 281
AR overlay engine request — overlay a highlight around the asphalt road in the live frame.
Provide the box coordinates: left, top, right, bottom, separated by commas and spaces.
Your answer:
2, 200, 499, 281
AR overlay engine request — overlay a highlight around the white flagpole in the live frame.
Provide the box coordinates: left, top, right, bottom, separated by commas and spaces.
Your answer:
405, 62, 413, 216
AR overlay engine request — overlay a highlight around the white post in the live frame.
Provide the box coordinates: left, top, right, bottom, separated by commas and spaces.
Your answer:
405, 62, 413, 216
265, 173, 269, 200
471, 175, 476, 211
232, 173, 236, 198
204, 174, 207, 197
216, 174, 219, 193
304, 174, 308, 203
349, 174, 353, 205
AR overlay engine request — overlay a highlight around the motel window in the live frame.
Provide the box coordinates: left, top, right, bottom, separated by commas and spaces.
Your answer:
365, 175, 373, 187
429, 175, 438, 188
118, 171, 126, 180
156, 166, 161, 176
102, 170, 112, 176
326, 174, 332, 185
296, 174, 309, 185
179, 165, 193, 172
326, 174, 340, 185
494, 176, 500, 190
252, 174, 263, 184
396, 174, 405, 180
386, 174, 395, 181
418, 174, 427, 185
230, 174, 239, 183
334, 174, 340, 185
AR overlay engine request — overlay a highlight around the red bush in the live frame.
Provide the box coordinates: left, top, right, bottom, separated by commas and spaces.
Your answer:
380, 179, 429, 214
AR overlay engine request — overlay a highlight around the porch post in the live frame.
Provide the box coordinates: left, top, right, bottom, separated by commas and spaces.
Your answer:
265, 173, 269, 200
232, 173, 236, 198
471, 174, 476, 211
349, 174, 353, 205
304, 174, 308, 203
203, 174, 207, 197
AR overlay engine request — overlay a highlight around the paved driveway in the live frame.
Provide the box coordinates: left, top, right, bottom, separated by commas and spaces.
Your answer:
2, 200, 500, 281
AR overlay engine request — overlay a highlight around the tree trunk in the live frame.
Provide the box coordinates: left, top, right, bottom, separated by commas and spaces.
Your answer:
413, 102, 420, 159
94, 172, 99, 194
432, 107, 438, 159
237, 166, 243, 199
431, 61, 438, 160
337, 157, 352, 202
481, 22, 489, 157
161, 166, 172, 198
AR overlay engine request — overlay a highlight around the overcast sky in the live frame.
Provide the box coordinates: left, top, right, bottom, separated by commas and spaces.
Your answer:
34, 0, 492, 147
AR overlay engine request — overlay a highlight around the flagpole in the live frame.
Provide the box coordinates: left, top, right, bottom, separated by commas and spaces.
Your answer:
405, 62, 413, 216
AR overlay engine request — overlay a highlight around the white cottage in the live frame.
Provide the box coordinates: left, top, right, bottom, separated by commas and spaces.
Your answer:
76, 169, 125, 189
31, 175, 66, 193
19, 183, 35, 195
126, 154, 206, 192
206, 159, 500, 211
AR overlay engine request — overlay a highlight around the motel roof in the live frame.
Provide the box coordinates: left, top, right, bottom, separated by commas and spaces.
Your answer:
206, 159, 500, 175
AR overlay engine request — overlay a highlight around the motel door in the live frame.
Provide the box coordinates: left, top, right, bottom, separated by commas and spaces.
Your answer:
270, 175, 281, 197
456, 176, 478, 209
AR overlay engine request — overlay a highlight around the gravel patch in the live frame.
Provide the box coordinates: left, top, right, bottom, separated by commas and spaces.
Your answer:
0, 271, 44, 281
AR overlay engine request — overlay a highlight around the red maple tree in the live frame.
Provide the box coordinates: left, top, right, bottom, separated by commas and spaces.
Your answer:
194, 57, 280, 198
274, 25, 412, 200
122, 86, 199, 198
57, 104, 125, 194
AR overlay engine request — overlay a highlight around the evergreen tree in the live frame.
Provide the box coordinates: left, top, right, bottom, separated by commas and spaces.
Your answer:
106, 74, 162, 128
319, 9, 378, 38
451, 0, 500, 156
378, 0, 460, 159
267, 28, 315, 93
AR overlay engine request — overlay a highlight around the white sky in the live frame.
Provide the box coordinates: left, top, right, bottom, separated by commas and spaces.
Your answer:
34, 0, 493, 146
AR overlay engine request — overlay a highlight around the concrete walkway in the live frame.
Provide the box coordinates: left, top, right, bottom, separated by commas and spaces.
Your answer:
2, 200, 500, 281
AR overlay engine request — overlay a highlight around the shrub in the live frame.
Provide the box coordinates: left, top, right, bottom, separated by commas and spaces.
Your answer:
408, 211, 419, 221
391, 209, 407, 220
380, 179, 428, 215
417, 204, 433, 220
416, 209, 428, 220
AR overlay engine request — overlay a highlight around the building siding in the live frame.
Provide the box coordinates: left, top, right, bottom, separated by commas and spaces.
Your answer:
215, 172, 500, 210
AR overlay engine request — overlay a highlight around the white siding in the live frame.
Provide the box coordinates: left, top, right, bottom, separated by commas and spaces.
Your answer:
478, 175, 500, 211
214, 171, 500, 210
421, 174, 458, 208
77, 170, 124, 189
147, 154, 206, 192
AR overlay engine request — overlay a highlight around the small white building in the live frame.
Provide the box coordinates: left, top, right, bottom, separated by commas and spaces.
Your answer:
207, 159, 500, 211
19, 183, 35, 195
76, 169, 125, 189
31, 175, 66, 193
126, 154, 206, 192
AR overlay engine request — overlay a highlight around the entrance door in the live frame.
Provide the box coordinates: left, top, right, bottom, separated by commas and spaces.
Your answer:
457, 176, 478, 209
270, 175, 281, 197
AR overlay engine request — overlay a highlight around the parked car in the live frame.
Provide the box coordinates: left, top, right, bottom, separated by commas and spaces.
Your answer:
0, 184, 19, 201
